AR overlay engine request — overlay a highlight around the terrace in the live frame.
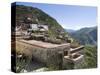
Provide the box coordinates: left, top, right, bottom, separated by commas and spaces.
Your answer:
18, 39, 70, 48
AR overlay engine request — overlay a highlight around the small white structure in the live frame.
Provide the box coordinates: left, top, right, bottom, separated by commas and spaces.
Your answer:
38, 25, 48, 31
27, 17, 31, 20
30, 24, 38, 31
29, 24, 48, 31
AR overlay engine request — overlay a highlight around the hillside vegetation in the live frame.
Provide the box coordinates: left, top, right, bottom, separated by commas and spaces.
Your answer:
80, 45, 97, 68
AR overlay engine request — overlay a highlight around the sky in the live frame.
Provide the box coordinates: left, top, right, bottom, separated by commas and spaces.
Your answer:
16, 2, 97, 30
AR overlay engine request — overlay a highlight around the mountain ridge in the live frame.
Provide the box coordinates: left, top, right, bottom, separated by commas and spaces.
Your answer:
67, 26, 97, 45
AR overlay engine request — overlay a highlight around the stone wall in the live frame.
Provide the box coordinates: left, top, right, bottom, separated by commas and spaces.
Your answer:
16, 41, 47, 63
63, 47, 84, 69
46, 45, 70, 69
16, 41, 70, 69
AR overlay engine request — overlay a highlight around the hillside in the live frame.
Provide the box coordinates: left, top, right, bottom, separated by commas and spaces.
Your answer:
69, 27, 97, 45
80, 45, 97, 68
15, 5, 97, 45
15, 5, 69, 43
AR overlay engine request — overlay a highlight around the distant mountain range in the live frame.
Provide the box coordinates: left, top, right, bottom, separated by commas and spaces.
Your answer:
65, 29, 76, 33
65, 27, 97, 45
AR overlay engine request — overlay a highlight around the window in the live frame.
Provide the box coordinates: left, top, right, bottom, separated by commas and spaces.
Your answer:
64, 51, 68, 56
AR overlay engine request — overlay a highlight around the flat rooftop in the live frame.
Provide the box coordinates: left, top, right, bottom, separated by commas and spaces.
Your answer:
18, 40, 70, 48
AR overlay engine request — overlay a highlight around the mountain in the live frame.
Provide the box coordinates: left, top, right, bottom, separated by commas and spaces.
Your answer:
65, 29, 76, 33
14, 5, 71, 43
69, 27, 97, 45
15, 5, 65, 32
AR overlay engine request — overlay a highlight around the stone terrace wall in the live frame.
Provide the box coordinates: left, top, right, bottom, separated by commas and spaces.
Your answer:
46, 45, 70, 69
16, 41, 47, 64
16, 41, 70, 69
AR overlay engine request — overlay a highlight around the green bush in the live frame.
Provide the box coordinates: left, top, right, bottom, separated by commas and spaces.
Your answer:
79, 45, 97, 68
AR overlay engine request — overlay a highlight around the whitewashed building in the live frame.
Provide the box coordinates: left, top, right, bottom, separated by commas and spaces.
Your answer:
30, 24, 38, 31
29, 24, 48, 31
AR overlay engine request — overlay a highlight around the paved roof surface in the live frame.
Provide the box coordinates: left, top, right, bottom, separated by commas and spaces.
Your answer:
19, 40, 70, 48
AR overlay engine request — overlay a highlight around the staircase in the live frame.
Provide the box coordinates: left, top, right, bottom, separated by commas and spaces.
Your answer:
63, 46, 84, 69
